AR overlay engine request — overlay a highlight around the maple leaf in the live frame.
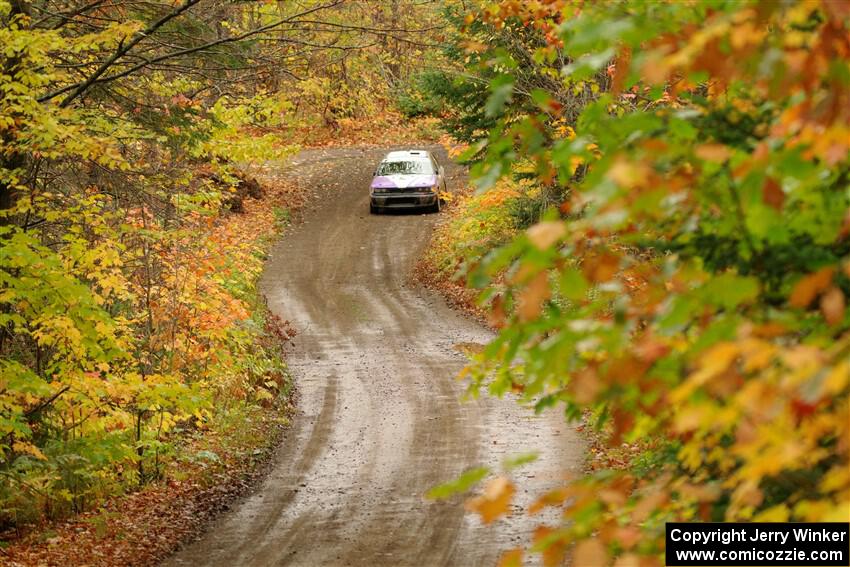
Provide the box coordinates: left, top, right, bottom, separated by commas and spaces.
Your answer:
465, 476, 515, 524
790, 267, 835, 308
572, 538, 607, 567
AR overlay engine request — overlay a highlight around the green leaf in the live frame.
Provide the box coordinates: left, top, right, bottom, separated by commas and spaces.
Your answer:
485, 75, 514, 118
502, 452, 539, 471
426, 467, 489, 500
699, 273, 759, 309
560, 267, 589, 301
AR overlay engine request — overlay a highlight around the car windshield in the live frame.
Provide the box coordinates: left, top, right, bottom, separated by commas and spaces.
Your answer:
377, 159, 434, 176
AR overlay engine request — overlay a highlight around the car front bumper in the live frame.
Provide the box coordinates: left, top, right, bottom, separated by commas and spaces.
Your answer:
370, 193, 438, 208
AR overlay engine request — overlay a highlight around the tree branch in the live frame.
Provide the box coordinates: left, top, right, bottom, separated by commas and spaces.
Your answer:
41, 0, 202, 107
39, 0, 346, 106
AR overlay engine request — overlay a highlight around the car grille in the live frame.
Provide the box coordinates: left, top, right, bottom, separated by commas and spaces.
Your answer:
374, 186, 432, 194
388, 196, 421, 205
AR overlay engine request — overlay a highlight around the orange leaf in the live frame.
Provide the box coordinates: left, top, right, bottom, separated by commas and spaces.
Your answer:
465, 477, 515, 524
489, 294, 507, 329
607, 158, 652, 189
534, 526, 568, 567
572, 538, 608, 567
752, 322, 788, 338
611, 47, 632, 96
789, 267, 835, 308
611, 407, 635, 445
615, 527, 642, 550
632, 487, 668, 522
529, 486, 572, 515
570, 368, 601, 404
583, 252, 620, 283
527, 221, 566, 250
695, 143, 732, 162
517, 271, 551, 322
820, 286, 845, 326
634, 335, 670, 362
497, 548, 523, 567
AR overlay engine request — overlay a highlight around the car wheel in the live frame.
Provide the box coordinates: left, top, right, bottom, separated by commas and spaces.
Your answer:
428, 200, 440, 214
370, 202, 380, 214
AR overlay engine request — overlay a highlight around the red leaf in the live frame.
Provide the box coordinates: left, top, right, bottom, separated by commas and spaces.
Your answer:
762, 177, 785, 210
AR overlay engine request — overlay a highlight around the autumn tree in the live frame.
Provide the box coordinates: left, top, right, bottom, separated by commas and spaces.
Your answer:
0, 0, 442, 528
439, 1, 850, 564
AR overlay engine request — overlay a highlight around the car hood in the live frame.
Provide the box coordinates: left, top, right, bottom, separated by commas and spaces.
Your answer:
371, 174, 437, 189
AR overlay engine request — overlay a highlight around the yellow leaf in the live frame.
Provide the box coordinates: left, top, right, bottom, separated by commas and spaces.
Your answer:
754, 504, 790, 522
822, 362, 850, 396
13, 441, 47, 461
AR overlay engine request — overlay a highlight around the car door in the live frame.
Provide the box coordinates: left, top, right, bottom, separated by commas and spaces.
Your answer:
431, 155, 446, 191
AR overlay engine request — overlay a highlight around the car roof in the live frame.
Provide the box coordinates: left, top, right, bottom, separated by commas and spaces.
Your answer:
382, 150, 431, 161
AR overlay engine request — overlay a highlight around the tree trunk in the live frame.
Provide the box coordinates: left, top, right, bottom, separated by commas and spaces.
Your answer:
0, 1, 31, 218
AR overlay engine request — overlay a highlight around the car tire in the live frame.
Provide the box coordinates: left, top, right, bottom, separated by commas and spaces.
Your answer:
370, 202, 380, 215
428, 200, 440, 214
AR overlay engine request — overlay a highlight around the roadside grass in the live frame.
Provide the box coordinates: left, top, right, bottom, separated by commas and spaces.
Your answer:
416, 178, 521, 320
4, 394, 293, 567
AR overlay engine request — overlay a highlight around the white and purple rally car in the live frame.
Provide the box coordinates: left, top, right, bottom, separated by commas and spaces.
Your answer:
369, 150, 447, 214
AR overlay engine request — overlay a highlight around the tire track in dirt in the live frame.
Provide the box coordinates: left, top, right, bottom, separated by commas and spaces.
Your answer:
163, 146, 584, 567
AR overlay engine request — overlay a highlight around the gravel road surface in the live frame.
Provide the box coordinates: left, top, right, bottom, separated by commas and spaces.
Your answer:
164, 146, 583, 567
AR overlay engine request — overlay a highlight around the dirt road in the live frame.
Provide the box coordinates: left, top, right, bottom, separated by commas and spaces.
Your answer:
164, 147, 583, 567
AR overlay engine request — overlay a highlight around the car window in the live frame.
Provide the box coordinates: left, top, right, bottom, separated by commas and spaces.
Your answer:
377, 159, 434, 175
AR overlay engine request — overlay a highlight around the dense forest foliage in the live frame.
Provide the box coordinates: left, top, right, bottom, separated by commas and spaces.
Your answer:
417, 1, 850, 565
0, 0, 444, 530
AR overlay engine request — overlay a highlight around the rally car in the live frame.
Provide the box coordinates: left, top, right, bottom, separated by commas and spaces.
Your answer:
369, 150, 447, 214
